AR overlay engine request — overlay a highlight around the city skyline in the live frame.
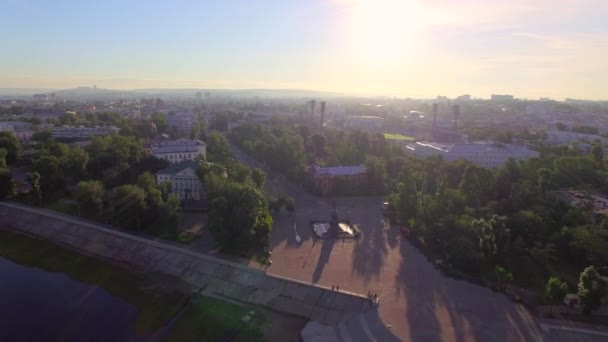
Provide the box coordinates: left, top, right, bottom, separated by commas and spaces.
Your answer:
1, 0, 607, 100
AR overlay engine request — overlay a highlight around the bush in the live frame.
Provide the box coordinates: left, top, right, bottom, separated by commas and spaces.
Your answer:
284, 196, 295, 212
545, 277, 568, 303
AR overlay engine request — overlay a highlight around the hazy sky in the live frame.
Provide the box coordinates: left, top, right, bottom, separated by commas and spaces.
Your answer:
1, 0, 607, 99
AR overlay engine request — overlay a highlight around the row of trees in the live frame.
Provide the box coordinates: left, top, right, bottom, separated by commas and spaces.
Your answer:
229, 122, 397, 195
196, 133, 273, 256
74, 173, 182, 237
384, 148, 608, 308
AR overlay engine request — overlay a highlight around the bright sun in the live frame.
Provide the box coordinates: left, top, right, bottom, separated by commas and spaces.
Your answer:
349, 0, 423, 66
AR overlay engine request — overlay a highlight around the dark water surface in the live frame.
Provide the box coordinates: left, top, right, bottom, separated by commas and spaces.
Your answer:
0, 257, 138, 341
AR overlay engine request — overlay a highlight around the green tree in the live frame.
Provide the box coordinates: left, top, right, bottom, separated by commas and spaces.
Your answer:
251, 168, 266, 189
578, 266, 608, 315
537, 168, 552, 192
0, 168, 16, 199
74, 180, 104, 217
556, 122, 567, 131
0, 132, 22, 162
110, 185, 147, 231
136, 172, 164, 228
64, 146, 89, 178
365, 155, 386, 195
32, 130, 52, 143
494, 265, 513, 284
0, 148, 7, 169
207, 176, 272, 253
32, 155, 62, 197
206, 132, 232, 164
545, 277, 569, 303
284, 196, 295, 213
157, 193, 182, 236
27, 172, 42, 205
591, 141, 604, 168
472, 215, 509, 261
151, 112, 169, 133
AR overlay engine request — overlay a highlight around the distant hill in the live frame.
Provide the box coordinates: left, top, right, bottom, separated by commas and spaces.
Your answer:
49, 87, 149, 101
0, 87, 354, 101
0, 88, 57, 97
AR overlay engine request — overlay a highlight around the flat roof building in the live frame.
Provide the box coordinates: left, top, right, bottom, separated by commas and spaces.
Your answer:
406, 141, 539, 169
151, 139, 206, 164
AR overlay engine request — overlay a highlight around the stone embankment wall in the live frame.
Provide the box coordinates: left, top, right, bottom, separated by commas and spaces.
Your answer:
0, 202, 367, 325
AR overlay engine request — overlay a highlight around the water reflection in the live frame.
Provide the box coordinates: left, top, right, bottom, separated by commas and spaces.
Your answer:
0, 257, 138, 341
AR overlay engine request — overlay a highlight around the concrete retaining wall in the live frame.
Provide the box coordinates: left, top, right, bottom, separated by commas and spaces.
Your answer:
0, 202, 367, 325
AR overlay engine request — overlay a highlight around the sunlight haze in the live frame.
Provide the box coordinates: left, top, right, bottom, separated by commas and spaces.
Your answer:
1, 0, 607, 99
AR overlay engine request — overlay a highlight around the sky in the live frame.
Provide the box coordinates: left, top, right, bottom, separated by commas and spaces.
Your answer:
1, 0, 607, 100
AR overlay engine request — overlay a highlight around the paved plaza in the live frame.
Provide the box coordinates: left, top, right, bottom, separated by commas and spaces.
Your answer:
225, 138, 608, 341
261, 194, 542, 341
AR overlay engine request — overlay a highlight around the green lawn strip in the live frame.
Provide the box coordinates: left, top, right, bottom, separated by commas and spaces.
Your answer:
0, 230, 186, 335
43, 200, 80, 216
383, 133, 415, 141
168, 296, 264, 342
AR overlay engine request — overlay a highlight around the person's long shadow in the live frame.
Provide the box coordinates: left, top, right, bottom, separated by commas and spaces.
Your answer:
312, 238, 336, 283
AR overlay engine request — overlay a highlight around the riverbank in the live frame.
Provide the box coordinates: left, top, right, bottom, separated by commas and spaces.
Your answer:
0, 230, 267, 340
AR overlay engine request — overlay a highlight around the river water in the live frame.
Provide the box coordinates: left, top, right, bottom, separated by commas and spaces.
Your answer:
0, 257, 138, 341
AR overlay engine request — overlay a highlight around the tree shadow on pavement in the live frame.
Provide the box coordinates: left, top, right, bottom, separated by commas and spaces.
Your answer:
312, 238, 336, 283
351, 220, 389, 283
393, 239, 542, 341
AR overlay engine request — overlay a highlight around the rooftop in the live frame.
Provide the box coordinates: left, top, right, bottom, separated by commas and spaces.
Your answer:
151, 139, 206, 154
313, 165, 367, 177
151, 139, 206, 147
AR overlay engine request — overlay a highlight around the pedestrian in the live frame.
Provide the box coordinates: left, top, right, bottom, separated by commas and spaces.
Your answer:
368, 290, 371, 298
332, 285, 334, 291
336, 285, 339, 292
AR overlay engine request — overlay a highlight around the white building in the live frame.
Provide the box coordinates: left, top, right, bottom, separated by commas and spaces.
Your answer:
151, 139, 206, 164
406, 141, 539, 169
155, 160, 204, 200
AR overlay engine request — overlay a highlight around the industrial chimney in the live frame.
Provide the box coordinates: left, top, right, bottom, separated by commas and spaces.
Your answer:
452, 104, 460, 130
320, 101, 326, 128
432, 103, 438, 129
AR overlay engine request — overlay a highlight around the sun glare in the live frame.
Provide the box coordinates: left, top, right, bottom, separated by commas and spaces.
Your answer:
349, 0, 422, 66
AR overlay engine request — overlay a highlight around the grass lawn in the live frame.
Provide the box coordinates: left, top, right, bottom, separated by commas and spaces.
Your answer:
0, 230, 187, 335
44, 200, 80, 216
169, 296, 264, 342
384, 133, 415, 141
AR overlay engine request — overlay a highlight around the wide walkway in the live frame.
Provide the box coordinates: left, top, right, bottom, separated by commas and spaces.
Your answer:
226, 134, 543, 340
265, 196, 543, 341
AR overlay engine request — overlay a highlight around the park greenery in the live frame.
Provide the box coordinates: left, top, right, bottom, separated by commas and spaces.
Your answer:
229, 121, 393, 195
196, 132, 273, 257
1, 108, 273, 253
229, 119, 608, 311
385, 145, 608, 296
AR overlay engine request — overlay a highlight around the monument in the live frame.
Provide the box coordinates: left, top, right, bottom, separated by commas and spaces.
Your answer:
310, 201, 359, 239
